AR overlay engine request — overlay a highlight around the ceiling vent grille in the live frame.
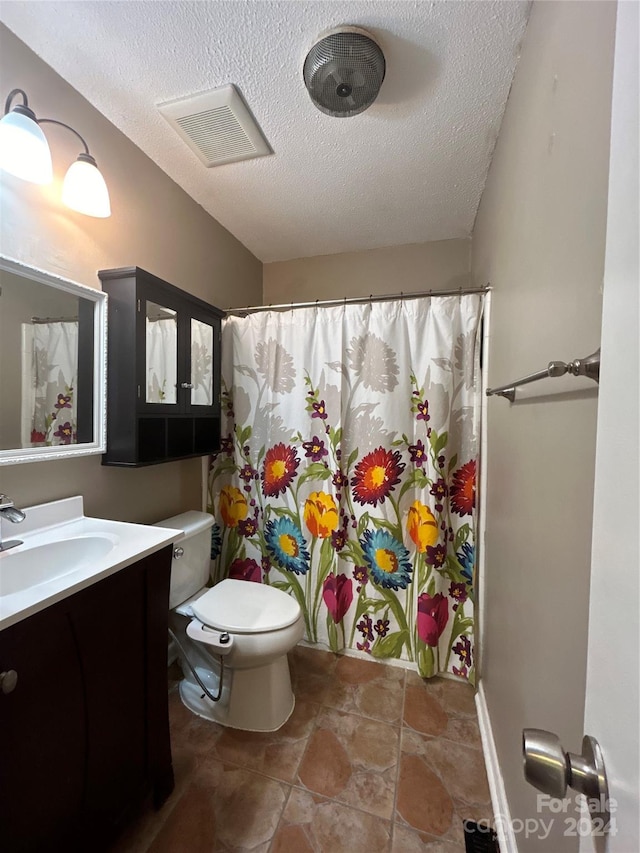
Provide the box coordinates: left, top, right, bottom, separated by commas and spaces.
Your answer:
157, 84, 271, 167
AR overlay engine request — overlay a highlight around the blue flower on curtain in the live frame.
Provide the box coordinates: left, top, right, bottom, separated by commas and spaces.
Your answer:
360, 529, 413, 590
264, 517, 310, 575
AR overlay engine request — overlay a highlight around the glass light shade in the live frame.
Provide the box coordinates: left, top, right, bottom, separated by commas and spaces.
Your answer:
0, 107, 53, 184
62, 153, 111, 218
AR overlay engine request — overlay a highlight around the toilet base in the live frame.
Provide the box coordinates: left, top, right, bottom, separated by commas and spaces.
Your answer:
178, 654, 296, 732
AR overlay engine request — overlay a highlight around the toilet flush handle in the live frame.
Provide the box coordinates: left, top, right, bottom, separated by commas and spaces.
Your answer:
186, 619, 235, 655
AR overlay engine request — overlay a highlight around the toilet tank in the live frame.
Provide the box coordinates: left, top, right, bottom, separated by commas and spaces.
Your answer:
155, 511, 214, 609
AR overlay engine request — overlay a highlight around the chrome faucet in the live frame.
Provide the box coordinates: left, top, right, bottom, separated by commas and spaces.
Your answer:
0, 495, 26, 552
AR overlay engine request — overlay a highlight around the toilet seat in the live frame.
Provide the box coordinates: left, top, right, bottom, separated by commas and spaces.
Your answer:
192, 578, 301, 634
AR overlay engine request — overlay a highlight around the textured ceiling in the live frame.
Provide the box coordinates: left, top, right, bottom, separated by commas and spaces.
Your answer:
1, 1, 530, 262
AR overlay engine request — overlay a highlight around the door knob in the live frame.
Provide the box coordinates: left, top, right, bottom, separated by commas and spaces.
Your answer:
523, 728, 610, 823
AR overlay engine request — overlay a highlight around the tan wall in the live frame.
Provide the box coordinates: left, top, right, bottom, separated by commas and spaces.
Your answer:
263, 238, 470, 304
0, 26, 262, 522
471, 3, 615, 850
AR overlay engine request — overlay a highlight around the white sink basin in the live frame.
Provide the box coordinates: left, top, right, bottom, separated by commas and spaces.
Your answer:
1, 534, 119, 596
0, 496, 180, 630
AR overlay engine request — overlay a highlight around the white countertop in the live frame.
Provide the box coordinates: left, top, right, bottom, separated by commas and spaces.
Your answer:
0, 496, 180, 631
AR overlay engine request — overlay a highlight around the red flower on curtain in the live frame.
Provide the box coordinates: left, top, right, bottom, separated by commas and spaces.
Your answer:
228, 558, 262, 583
322, 573, 353, 624
261, 443, 300, 497
450, 460, 476, 516
417, 592, 449, 646
351, 447, 405, 507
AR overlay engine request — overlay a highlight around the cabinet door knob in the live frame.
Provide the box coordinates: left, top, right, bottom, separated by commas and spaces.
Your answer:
0, 670, 18, 694
174, 547, 185, 559
180, 382, 194, 389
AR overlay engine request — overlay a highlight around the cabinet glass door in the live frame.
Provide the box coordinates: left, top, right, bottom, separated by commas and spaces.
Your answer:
145, 302, 177, 405
190, 318, 214, 407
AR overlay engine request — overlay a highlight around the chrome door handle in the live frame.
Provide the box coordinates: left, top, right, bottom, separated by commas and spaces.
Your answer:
523, 728, 609, 823
180, 382, 194, 389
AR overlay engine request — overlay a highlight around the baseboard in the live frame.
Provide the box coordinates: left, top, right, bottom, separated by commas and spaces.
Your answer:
475, 680, 519, 853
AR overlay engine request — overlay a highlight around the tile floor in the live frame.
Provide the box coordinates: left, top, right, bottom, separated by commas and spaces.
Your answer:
111, 645, 493, 853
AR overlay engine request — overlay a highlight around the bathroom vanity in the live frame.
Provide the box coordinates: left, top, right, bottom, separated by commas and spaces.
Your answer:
0, 498, 179, 852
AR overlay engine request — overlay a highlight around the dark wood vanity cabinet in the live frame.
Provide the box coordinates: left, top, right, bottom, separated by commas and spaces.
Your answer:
0, 547, 174, 852
99, 266, 225, 467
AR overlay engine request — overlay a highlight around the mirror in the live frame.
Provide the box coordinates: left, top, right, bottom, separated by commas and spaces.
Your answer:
0, 256, 106, 465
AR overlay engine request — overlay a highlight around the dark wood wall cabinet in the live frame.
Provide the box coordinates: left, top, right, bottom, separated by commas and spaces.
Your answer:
99, 266, 225, 467
0, 548, 174, 852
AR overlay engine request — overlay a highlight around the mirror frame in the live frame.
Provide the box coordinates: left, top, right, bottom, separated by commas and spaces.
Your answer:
0, 255, 107, 465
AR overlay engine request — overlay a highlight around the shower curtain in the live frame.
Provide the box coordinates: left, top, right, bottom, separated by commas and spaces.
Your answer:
21, 320, 79, 446
208, 295, 483, 681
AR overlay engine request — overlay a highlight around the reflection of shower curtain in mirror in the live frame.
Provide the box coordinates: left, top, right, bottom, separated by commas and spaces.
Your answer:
21, 321, 79, 446
191, 319, 213, 406
146, 318, 177, 404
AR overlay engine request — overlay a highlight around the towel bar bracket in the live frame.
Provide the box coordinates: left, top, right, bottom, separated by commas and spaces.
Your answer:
486, 349, 600, 401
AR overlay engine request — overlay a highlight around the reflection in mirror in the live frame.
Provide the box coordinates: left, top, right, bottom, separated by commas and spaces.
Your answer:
0, 257, 106, 465
146, 301, 177, 404
191, 318, 214, 406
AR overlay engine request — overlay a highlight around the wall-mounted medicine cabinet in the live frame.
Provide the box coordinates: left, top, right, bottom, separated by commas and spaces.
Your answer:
99, 266, 224, 467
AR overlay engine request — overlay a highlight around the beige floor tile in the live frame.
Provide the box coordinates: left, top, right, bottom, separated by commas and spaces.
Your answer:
297, 707, 400, 819
401, 729, 491, 806
168, 689, 225, 758
406, 673, 477, 717
398, 728, 492, 846
396, 753, 455, 837
148, 760, 289, 853
278, 788, 391, 852
403, 674, 481, 747
206, 699, 319, 783
290, 646, 339, 704
392, 824, 465, 852
322, 655, 406, 724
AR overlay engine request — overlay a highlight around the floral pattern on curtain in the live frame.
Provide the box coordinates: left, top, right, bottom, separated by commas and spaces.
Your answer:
21, 321, 79, 446
208, 296, 483, 682
146, 317, 177, 404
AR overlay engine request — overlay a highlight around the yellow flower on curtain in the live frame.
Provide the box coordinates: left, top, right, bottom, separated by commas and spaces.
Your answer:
219, 485, 248, 528
407, 501, 439, 552
304, 492, 339, 538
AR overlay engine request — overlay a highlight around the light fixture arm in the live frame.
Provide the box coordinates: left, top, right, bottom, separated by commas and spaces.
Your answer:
37, 118, 91, 157
4, 91, 91, 158
4, 88, 29, 115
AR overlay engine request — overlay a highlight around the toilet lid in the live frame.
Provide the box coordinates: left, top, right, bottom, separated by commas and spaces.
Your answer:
191, 578, 301, 634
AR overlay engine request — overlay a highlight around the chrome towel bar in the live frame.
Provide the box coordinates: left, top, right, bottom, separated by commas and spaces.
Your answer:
486, 348, 600, 402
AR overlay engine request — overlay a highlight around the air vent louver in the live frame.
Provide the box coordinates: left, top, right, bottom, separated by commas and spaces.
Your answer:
157, 85, 271, 167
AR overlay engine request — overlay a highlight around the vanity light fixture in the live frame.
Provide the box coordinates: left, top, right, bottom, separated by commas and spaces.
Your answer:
0, 88, 111, 218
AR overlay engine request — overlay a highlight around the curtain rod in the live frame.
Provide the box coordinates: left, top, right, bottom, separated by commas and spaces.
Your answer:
225, 285, 491, 316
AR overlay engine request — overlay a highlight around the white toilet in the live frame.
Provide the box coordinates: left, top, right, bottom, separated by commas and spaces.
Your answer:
157, 511, 304, 732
